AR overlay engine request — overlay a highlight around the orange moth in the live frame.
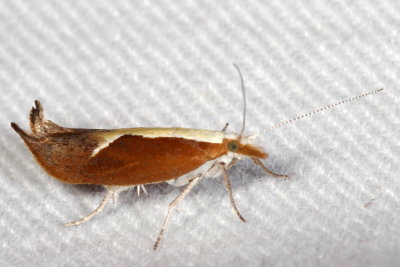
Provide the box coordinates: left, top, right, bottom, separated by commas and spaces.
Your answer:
11, 65, 383, 250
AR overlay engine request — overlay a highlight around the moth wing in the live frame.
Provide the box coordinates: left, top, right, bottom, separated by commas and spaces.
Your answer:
82, 135, 227, 186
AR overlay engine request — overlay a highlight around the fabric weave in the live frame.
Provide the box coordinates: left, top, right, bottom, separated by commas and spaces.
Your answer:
0, 0, 398, 266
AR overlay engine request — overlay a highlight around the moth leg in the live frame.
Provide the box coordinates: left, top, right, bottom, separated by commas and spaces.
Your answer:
64, 186, 120, 226
220, 162, 246, 223
226, 157, 239, 169
251, 157, 288, 178
140, 185, 148, 195
222, 122, 229, 132
136, 185, 141, 197
153, 175, 201, 250
136, 185, 148, 197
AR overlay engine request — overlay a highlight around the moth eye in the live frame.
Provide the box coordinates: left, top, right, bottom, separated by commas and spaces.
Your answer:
227, 141, 240, 152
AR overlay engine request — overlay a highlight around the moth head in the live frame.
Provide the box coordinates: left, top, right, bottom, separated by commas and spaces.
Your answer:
225, 135, 267, 159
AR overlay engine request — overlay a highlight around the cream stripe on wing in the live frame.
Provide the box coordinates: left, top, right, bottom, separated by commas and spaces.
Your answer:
91, 127, 226, 157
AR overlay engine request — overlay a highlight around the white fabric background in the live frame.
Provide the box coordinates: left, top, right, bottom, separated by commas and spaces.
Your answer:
0, 0, 399, 266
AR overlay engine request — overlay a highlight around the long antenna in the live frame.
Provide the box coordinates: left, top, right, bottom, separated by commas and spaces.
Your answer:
233, 64, 246, 137
263, 88, 384, 133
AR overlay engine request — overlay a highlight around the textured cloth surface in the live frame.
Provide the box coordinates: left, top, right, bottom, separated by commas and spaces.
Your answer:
0, 0, 399, 266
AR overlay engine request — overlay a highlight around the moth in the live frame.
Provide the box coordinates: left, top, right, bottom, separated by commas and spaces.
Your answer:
11, 65, 383, 249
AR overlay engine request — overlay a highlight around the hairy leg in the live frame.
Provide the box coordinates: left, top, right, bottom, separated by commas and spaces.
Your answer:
220, 162, 246, 222
153, 176, 201, 250
65, 186, 126, 226
251, 157, 288, 178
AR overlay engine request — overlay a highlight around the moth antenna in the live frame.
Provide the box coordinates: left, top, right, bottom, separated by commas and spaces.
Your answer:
233, 64, 246, 137
263, 88, 384, 133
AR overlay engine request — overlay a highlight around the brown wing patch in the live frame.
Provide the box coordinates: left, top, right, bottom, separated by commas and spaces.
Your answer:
14, 131, 228, 186
82, 135, 227, 185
